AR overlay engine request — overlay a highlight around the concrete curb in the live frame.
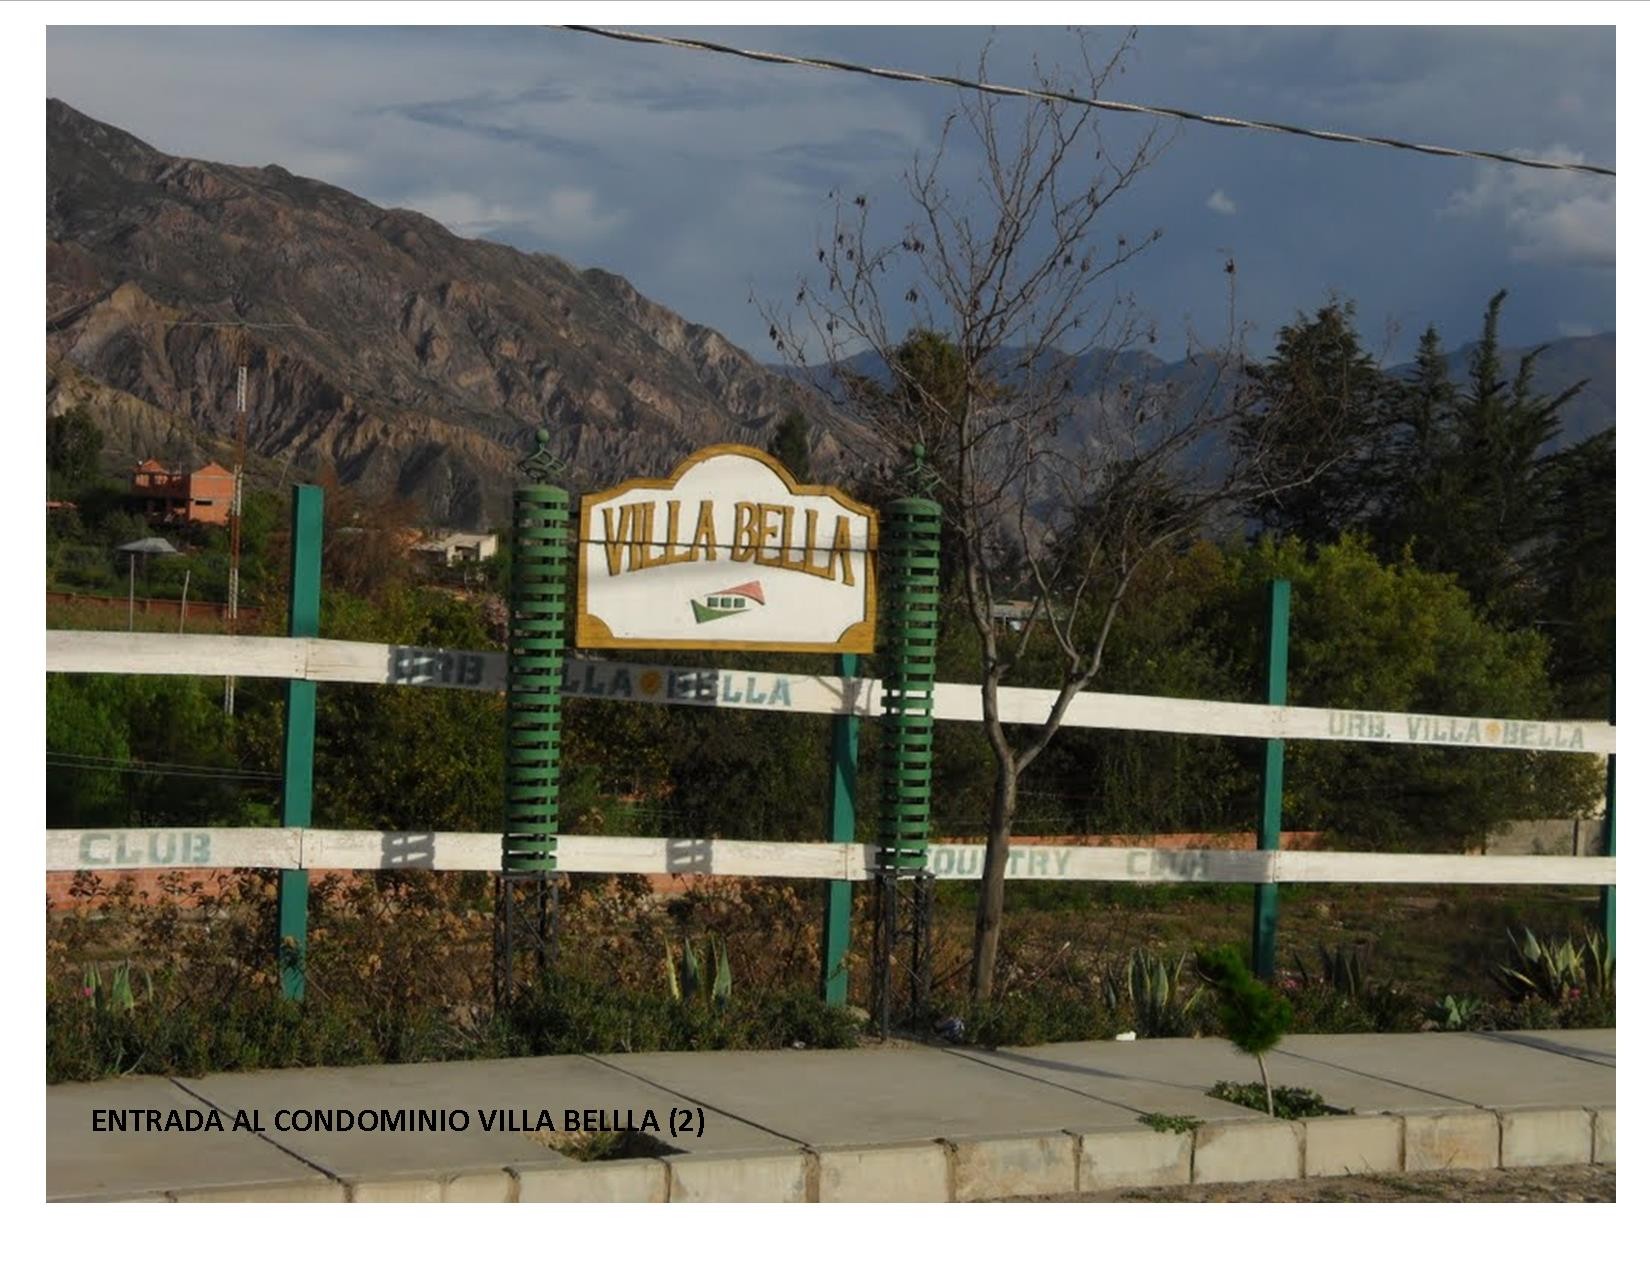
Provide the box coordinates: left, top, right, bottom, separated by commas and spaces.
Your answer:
815, 1141, 951, 1203
1404, 1109, 1502, 1172
666, 1150, 810, 1203
1590, 1107, 1615, 1164
947, 1132, 1079, 1202
1073, 1127, 1192, 1192
520, 1159, 669, 1203
1498, 1107, 1595, 1168
73, 1104, 1608, 1202
1192, 1120, 1304, 1184
1303, 1114, 1403, 1177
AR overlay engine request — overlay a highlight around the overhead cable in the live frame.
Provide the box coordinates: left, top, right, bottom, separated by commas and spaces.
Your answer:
560, 25, 1615, 179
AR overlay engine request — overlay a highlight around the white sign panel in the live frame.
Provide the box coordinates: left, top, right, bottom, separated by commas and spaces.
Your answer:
576, 445, 877, 653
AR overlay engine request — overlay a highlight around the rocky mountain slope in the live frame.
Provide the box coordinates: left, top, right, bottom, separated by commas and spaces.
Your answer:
787, 331, 1615, 455
47, 99, 857, 528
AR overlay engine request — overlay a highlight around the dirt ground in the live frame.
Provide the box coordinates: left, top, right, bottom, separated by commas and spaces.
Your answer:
1008, 1164, 1614, 1202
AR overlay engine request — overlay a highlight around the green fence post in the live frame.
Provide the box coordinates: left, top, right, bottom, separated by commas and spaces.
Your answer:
820, 652, 859, 1005
872, 446, 941, 1034
1599, 693, 1615, 951
277, 484, 323, 1000
496, 429, 569, 1004
1251, 578, 1290, 980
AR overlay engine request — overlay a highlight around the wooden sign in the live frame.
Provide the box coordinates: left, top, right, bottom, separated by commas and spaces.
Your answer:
575, 445, 876, 653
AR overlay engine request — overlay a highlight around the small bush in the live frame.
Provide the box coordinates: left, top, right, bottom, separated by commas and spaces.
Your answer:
1198, 945, 1293, 1116
1493, 926, 1612, 1005
938, 984, 1127, 1048
1208, 1080, 1342, 1120
1139, 1112, 1203, 1134
495, 969, 860, 1055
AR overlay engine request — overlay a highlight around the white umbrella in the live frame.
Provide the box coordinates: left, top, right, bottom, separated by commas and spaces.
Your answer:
117, 538, 181, 631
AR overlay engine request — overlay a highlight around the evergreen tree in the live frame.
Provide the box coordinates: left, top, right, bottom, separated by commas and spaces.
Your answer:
1372, 324, 1459, 562
1234, 302, 1396, 542
47, 405, 104, 496
1535, 429, 1614, 717
771, 410, 814, 483
1424, 291, 1584, 622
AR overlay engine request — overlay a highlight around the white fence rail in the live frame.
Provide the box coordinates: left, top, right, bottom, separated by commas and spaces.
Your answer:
45, 828, 1616, 886
46, 631, 1614, 755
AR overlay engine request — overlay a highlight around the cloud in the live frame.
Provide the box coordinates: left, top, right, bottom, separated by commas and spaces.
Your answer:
398, 190, 524, 238
1443, 146, 1614, 269
45, 25, 1614, 358
1559, 320, 1600, 339
542, 187, 625, 243
398, 186, 623, 245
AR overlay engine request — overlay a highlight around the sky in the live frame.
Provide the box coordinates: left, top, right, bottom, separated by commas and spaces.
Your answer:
44, 22, 1616, 365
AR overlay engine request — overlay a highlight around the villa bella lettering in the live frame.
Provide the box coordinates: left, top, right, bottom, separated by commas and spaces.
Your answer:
598, 499, 858, 585
576, 446, 877, 654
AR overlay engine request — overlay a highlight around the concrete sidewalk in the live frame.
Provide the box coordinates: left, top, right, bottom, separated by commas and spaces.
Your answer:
47, 1029, 1614, 1202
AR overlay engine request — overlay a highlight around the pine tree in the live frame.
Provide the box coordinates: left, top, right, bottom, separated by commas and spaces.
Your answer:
1536, 429, 1614, 717
1199, 945, 1292, 1117
1430, 291, 1584, 622
1372, 324, 1460, 561
47, 405, 104, 496
772, 410, 813, 483
1234, 302, 1396, 542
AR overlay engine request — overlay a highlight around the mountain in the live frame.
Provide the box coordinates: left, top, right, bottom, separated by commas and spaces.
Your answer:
47, 100, 861, 528
782, 330, 1614, 455
1435, 332, 1615, 451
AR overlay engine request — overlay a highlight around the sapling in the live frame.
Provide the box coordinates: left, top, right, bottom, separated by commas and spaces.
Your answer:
1199, 945, 1293, 1117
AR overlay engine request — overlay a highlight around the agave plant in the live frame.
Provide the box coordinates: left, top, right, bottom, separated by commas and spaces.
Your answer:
81, 961, 148, 1014
1296, 943, 1370, 1000
710, 935, 732, 1010
1097, 967, 1124, 1015
663, 942, 682, 1002
664, 935, 732, 1009
1581, 929, 1614, 1000
1492, 927, 1605, 1003
1428, 993, 1484, 1031
682, 937, 703, 1002
1126, 949, 1202, 1037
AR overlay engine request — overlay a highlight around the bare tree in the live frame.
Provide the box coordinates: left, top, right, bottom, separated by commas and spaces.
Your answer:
767, 32, 1312, 1002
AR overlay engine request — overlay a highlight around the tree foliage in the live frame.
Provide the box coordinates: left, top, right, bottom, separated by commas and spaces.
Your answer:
1198, 943, 1293, 1115
772, 409, 814, 484
1235, 301, 1396, 540
47, 405, 104, 495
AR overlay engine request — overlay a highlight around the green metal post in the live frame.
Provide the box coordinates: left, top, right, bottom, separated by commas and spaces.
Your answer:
496, 429, 569, 1004
1250, 578, 1290, 979
277, 484, 323, 1000
872, 448, 941, 1033
1599, 694, 1614, 951
820, 652, 859, 1005
502, 457, 569, 875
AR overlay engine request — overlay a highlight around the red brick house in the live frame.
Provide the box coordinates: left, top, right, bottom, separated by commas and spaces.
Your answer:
131, 459, 236, 525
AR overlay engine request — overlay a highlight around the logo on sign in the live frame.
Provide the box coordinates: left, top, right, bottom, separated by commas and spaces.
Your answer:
691, 580, 766, 625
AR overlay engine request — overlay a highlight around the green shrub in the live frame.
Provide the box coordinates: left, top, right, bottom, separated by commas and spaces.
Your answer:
1123, 948, 1206, 1038
1198, 945, 1293, 1116
1493, 926, 1612, 1005
1208, 1080, 1341, 1119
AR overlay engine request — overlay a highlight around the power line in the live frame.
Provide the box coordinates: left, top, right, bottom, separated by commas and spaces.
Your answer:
560, 25, 1615, 179
46, 751, 282, 782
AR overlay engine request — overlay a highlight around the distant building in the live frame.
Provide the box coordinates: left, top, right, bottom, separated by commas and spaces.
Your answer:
991, 600, 1067, 632
414, 531, 499, 566
131, 459, 236, 525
